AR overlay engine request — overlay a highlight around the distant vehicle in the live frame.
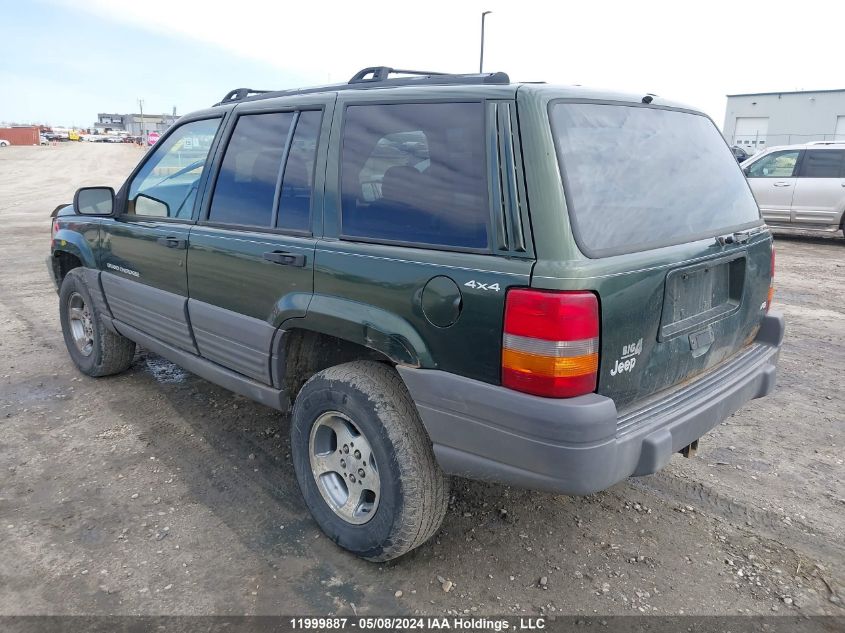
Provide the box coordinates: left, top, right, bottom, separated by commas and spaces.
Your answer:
742, 141, 845, 236
68, 130, 81, 142
105, 136, 124, 143
731, 145, 751, 162
0, 140, 9, 147
40, 135, 48, 145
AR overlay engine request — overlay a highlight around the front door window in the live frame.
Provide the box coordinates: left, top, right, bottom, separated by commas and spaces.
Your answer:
746, 150, 800, 178
127, 118, 222, 219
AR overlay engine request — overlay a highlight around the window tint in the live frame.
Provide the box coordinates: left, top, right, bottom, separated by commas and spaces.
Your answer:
746, 150, 800, 178
127, 118, 221, 219
551, 103, 760, 256
209, 112, 294, 226
277, 110, 321, 231
799, 150, 845, 178
340, 102, 489, 249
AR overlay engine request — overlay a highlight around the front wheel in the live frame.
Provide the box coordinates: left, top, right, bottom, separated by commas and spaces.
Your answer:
59, 269, 135, 377
291, 361, 449, 561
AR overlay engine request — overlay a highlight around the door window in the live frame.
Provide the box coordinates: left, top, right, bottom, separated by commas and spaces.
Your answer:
127, 118, 222, 219
276, 110, 322, 232
798, 150, 845, 178
208, 112, 295, 226
746, 150, 800, 178
340, 102, 489, 250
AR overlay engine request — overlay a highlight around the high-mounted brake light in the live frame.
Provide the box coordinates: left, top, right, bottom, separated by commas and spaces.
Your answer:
502, 289, 599, 398
766, 244, 775, 312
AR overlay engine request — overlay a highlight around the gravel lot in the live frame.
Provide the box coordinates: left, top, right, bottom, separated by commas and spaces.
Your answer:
0, 143, 843, 616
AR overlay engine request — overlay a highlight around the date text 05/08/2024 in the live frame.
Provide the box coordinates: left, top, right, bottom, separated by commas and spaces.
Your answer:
289, 616, 547, 630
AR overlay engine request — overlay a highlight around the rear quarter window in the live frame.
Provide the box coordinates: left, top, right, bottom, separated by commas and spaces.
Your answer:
340, 102, 489, 250
551, 103, 761, 257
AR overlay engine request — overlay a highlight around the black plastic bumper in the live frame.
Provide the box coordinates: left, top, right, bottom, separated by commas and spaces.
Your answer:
398, 312, 784, 495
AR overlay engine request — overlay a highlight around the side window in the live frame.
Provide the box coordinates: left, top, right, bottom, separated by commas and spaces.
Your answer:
746, 150, 800, 178
340, 102, 489, 250
277, 110, 322, 232
799, 150, 845, 178
208, 112, 294, 226
127, 118, 221, 219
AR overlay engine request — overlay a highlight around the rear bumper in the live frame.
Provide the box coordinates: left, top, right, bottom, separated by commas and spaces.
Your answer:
399, 311, 784, 495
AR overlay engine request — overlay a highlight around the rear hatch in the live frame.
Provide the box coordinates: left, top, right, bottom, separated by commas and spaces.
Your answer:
546, 101, 772, 411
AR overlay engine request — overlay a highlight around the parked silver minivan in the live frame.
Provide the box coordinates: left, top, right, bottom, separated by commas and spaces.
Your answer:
742, 141, 845, 236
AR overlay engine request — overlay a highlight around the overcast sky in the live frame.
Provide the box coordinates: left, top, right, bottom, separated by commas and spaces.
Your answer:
1, 0, 840, 128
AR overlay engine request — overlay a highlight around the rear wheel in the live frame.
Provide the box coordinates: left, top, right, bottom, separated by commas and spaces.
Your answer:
291, 360, 449, 561
59, 269, 135, 377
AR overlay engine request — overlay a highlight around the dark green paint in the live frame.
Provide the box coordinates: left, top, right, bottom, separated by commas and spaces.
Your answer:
49, 81, 773, 409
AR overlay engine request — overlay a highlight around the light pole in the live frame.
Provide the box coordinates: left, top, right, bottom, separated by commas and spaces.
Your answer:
138, 98, 145, 146
479, 11, 492, 74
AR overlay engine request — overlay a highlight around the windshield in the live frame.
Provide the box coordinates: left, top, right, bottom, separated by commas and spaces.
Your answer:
550, 103, 761, 257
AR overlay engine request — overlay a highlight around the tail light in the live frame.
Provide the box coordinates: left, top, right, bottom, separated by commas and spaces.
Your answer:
766, 244, 775, 312
502, 289, 599, 398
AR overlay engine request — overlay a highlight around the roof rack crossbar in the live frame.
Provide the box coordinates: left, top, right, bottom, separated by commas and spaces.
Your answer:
349, 66, 451, 83
214, 88, 271, 106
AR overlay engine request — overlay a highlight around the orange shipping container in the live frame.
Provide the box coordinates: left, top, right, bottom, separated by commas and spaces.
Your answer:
0, 127, 40, 146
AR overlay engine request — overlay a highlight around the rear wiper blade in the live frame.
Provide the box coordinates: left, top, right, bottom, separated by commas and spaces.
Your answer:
715, 227, 760, 246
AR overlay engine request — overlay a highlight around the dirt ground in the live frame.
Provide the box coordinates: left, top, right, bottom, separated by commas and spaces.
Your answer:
0, 143, 842, 616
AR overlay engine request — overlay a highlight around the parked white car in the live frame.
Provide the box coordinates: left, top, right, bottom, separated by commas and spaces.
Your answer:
742, 141, 845, 236
0, 140, 10, 147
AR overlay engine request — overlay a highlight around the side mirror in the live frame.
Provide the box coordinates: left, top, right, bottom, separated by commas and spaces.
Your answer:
74, 186, 114, 215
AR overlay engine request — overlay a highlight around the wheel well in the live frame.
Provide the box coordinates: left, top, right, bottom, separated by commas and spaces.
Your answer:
53, 251, 82, 283
279, 329, 394, 400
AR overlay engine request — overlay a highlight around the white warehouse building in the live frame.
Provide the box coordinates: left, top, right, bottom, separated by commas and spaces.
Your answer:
723, 88, 845, 154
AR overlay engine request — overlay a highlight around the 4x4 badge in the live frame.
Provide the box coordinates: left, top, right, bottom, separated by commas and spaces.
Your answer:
464, 280, 500, 292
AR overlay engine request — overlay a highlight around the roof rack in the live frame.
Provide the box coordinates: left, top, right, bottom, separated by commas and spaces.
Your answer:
214, 88, 271, 106
807, 140, 845, 145
347, 66, 509, 86
213, 66, 510, 107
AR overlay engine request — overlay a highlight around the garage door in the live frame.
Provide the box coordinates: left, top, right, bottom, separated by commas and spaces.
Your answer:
734, 117, 769, 152
835, 116, 845, 141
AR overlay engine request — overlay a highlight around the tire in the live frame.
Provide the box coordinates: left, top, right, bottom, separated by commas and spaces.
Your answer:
59, 269, 135, 377
291, 360, 449, 561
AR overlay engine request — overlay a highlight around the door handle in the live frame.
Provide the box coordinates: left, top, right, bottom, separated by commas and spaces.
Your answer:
263, 250, 306, 267
156, 236, 187, 249
773, 182, 791, 187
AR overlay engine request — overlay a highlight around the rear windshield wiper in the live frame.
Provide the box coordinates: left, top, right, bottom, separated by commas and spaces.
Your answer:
715, 228, 760, 246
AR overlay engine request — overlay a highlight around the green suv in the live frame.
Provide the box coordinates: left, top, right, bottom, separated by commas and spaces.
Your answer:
48, 67, 784, 561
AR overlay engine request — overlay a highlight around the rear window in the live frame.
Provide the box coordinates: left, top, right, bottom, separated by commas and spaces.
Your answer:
551, 103, 761, 257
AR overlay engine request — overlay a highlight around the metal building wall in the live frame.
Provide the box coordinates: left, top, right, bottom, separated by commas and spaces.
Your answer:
723, 90, 845, 150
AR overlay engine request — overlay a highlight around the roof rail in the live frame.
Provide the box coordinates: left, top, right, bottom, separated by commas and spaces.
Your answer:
348, 66, 509, 86
214, 88, 271, 106
807, 140, 845, 145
